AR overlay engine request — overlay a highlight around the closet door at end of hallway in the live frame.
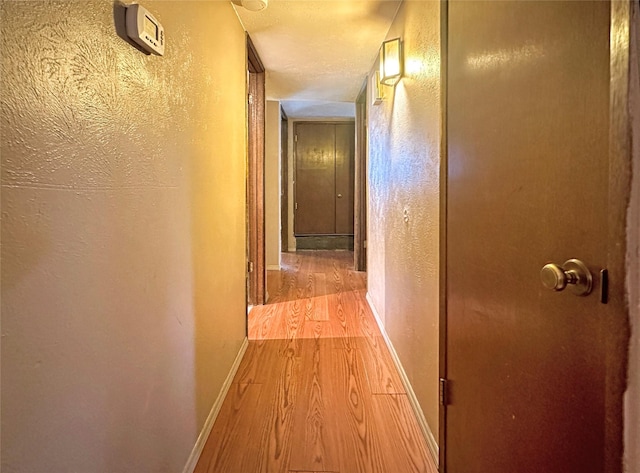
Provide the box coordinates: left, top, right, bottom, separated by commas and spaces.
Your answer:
294, 122, 354, 235
335, 123, 355, 234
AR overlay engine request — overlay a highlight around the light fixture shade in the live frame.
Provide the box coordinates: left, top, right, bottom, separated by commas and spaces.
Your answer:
379, 38, 403, 86
241, 0, 268, 11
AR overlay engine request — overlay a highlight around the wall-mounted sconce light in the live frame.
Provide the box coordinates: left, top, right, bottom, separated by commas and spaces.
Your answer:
379, 37, 403, 86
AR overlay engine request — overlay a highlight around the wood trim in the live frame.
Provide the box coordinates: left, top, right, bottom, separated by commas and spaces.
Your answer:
365, 293, 440, 467
354, 81, 367, 271
248, 71, 266, 305
247, 34, 266, 306
182, 338, 249, 473
625, 5, 640, 472
281, 107, 289, 252
247, 34, 264, 73
438, 0, 449, 471
607, 2, 633, 473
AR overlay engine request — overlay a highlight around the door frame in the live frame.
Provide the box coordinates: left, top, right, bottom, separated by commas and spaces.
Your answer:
438, 0, 449, 469
624, 2, 640, 470
280, 106, 289, 253
247, 34, 266, 307
354, 82, 368, 271
607, 2, 633, 470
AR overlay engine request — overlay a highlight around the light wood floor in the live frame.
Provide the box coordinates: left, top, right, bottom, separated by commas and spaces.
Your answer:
194, 251, 437, 473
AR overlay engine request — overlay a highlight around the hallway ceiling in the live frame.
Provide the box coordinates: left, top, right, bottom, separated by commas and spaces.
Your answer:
233, 0, 402, 118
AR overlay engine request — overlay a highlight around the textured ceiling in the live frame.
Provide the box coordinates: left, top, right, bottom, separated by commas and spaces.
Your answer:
233, 0, 401, 118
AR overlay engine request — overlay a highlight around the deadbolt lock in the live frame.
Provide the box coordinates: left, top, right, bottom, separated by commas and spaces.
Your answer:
540, 259, 593, 296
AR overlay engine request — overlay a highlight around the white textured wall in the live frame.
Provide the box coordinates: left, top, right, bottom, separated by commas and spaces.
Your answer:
0, 1, 247, 471
265, 100, 281, 271
366, 0, 441, 446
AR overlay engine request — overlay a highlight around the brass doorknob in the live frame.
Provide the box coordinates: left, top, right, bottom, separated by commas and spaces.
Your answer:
337, 193, 343, 198
540, 259, 593, 296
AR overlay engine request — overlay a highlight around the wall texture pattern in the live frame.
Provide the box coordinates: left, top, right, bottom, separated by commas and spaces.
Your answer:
1, 1, 247, 471
367, 0, 441, 446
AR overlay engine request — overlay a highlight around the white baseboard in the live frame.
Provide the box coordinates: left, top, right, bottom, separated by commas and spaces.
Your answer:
365, 293, 440, 468
182, 337, 249, 473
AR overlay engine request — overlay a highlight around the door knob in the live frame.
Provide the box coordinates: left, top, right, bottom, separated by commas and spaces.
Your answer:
540, 259, 593, 296
337, 193, 343, 198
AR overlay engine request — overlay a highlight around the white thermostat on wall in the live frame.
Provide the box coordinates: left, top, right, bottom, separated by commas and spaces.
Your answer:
126, 3, 164, 56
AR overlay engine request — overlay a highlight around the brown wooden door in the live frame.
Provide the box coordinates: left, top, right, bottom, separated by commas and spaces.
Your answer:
295, 122, 354, 235
335, 123, 355, 234
444, 2, 628, 473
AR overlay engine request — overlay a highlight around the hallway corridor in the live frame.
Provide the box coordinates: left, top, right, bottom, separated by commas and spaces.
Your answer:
194, 251, 437, 473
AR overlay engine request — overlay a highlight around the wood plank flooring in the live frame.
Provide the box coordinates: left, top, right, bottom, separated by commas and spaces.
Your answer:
194, 251, 436, 473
